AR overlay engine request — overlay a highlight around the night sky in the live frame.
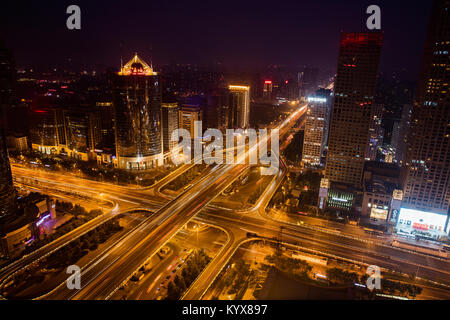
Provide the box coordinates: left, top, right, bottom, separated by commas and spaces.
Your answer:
1, 0, 433, 79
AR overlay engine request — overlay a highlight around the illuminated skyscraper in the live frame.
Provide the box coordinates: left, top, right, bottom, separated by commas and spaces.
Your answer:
112, 54, 163, 170
162, 102, 179, 153
228, 85, 250, 129
325, 32, 383, 187
302, 91, 332, 166
401, 0, 449, 217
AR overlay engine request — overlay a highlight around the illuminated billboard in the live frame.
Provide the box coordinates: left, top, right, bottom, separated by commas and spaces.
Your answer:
396, 208, 449, 239
370, 207, 388, 220
307, 97, 327, 103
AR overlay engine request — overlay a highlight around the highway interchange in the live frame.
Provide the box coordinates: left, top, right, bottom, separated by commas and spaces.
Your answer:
2, 103, 450, 300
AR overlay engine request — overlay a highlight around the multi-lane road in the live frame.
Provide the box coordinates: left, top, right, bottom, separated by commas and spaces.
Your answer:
182, 161, 450, 299
4, 102, 450, 300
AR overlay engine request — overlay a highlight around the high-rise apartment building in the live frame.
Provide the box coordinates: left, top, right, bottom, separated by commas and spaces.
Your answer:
112, 54, 163, 170
325, 32, 383, 187
401, 0, 449, 220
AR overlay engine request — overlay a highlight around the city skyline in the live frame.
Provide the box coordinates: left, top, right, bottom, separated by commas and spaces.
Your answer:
0, 0, 449, 305
0, 0, 433, 80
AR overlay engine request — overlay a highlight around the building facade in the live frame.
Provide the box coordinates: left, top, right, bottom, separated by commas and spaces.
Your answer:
6, 135, 28, 152
96, 101, 116, 162
162, 102, 179, 153
206, 88, 228, 131
325, 32, 383, 187
29, 107, 66, 155
112, 54, 163, 170
399, 0, 450, 239
179, 105, 202, 137
63, 108, 102, 161
302, 92, 332, 166
0, 131, 16, 219
361, 162, 402, 225
228, 85, 250, 129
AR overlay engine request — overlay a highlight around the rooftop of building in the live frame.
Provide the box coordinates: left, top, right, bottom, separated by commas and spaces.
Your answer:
118, 53, 156, 76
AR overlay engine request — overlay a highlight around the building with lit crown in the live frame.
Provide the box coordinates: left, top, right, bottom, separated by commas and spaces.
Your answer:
325, 32, 383, 187
112, 54, 163, 170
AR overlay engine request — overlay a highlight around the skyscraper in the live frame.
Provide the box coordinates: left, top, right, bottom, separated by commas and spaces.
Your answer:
325, 32, 383, 187
302, 90, 332, 166
401, 0, 449, 220
228, 85, 250, 129
162, 102, 179, 153
112, 54, 163, 170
